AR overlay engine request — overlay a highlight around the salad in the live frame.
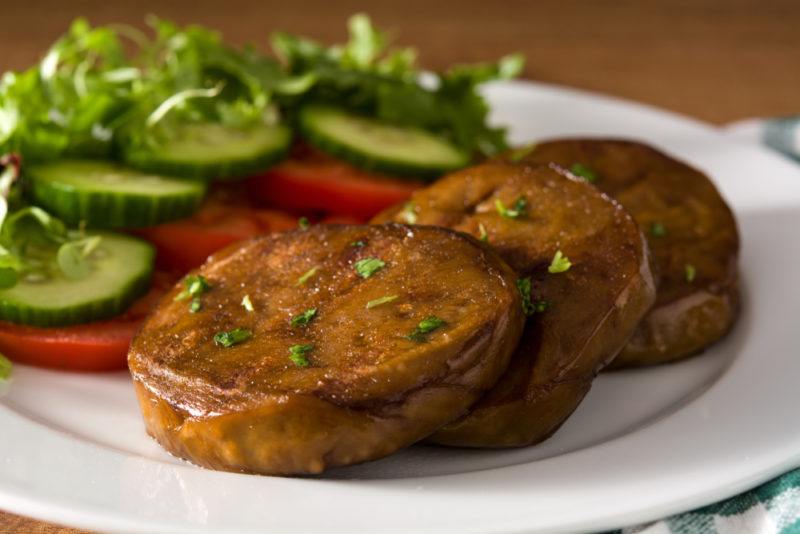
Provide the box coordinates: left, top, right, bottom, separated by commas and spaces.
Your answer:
0, 14, 522, 374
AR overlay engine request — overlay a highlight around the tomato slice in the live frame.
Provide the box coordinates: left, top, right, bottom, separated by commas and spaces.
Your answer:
137, 191, 298, 272
247, 157, 422, 219
0, 272, 175, 372
320, 214, 365, 225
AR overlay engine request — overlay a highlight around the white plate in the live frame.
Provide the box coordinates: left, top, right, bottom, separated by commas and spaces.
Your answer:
2, 80, 800, 534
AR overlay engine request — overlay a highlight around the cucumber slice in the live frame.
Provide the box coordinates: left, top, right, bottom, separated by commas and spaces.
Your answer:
0, 232, 154, 327
122, 122, 292, 181
27, 160, 207, 229
298, 105, 470, 179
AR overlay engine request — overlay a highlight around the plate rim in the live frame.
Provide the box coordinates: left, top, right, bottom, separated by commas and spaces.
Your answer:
2, 79, 800, 534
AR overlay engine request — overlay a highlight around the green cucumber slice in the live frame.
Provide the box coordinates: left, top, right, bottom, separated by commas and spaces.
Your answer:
0, 232, 154, 327
122, 122, 292, 181
27, 160, 207, 229
298, 104, 470, 179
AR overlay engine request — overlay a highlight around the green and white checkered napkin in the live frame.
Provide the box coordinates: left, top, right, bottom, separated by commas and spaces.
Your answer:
615, 116, 800, 534
619, 469, 800, 533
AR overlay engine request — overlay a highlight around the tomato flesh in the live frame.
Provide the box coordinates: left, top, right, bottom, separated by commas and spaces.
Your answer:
0, 320, 140, 372
137, 195, 298, 272
0, 272, 175, 372
247, 158, 422, 219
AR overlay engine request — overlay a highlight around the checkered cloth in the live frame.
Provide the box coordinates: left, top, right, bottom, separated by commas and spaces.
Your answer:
725, 115, 800, 162
619, 470, 800, 533
617, 116, 800, 534
763, 117, 800, 162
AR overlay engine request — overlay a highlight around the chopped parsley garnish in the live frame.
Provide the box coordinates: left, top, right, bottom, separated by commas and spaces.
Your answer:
516, 277, 535, 316
351, 240, 366, 248
298, 216, 310, 230
241, 294, 254, 312
0, 353, 11, 382
401, 201, 418, 224
495, 197, 527, 219
516, 277, 549, 316
685, 263, 697, 283
355, 257, 385, 278
288, 344, 313, 367
478, 222, 489, 242
508, 143, 536, 163
296, 266, 319, 286
175, 275, 212, 311
291, 308, 317, 327
650, 222, 667, 238
570, 163, 598, 183
548, 250, 572, 274
366, 295, 398, 309
213, 328, 252, 348
407, 316, 447, 342
175, 275, 211, 301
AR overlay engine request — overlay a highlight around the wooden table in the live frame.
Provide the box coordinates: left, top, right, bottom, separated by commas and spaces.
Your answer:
1, 0, 798, 532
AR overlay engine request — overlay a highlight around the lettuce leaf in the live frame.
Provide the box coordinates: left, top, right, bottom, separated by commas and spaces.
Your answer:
272, 13, 524, 156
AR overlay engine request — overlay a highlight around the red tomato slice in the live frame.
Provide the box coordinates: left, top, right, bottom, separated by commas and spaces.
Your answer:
320, 214, 365, 225
0, 272, 175, 372
137, 197, 298, 272
247, 159, 422, 219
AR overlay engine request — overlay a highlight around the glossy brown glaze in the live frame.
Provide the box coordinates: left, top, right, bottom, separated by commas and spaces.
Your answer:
129, 223, 523, 474
523, 139, 740, 367
372, 163, 655, 447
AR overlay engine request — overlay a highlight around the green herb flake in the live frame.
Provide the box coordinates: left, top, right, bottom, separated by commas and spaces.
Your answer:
685, 263, 697, 283
516, 277, 535, 316
650, 222, 667, 238
241, 294, 254, 312
508, 143, 536, 163
175, 275, 212, 302
0, 353, 11, 382
296, 266, 319, 286
548, 250, 572, 274
291, 308, 317, 327
189, 298, 202, 313
298, 216, 310, 230
213, 328, 252, 348
533, 299, 550, 313
355, 257, 385, 279
516, 277, 549, 315
570, 163, 599, 183
407, 315, 447, 342
478, 222, 489, 242
288, 344, 314, 367
401, 202, 418, 224
366, 295, 398, 309
495, 197, 527, 219
351, 240, 366, 248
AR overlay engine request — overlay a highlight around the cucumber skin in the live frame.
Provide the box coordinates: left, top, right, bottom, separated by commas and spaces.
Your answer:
0, 267, 151, 327
27, 173, 206, 229
0, 237, 155, 328
297, 106, 470, 180
121, 125, 292, 182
